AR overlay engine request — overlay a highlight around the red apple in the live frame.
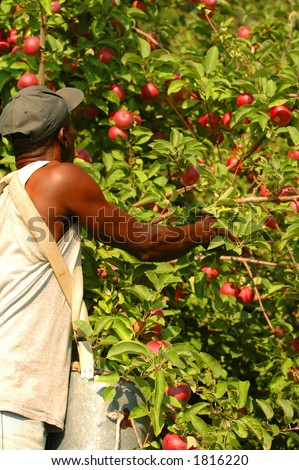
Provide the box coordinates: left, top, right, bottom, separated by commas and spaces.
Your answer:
7, 29, 18, 45
165, 382, 192, 402
0, 40, 10, 55
23, 36, 40, 56
260, 184, 271, 197
74, 148, 92, 163
17, 73, 39, 90
237, 26, 250, 39
162, 433, 187, 450
202, 265, 219, 279
201, 0, 217, 9
83, 103, 98, 119
236, 93, 254, 107
237, 286, 254, 304
109, 84, 125, 102
279, 186, 297, 196
108, 126, 129, 141
220, 282, 239, 297
132, 1, 147, 12
113, 109, 134, 130
289, 201, 299, 213
264, 215, 277, 229
146, 308, 165, 337
11, 45, 22, 54
51, 1, 61, 12
98, 47, 115, 63
292, 339, 299, 351
146, 339, 171, 355
269, 105, 292, 126
133, 114, 142, 126
226, 155, 243, 173
140, 82, 160, 99
179, 165, 200, 185
221, 112, 233, 129
287, 150, 299, 160
198, 113, 220, 130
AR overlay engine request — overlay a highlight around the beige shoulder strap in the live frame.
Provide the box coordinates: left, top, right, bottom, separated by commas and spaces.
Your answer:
8, 174, 94, 379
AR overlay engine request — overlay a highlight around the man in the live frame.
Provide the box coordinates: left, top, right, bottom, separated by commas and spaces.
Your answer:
0, 86, 228, 450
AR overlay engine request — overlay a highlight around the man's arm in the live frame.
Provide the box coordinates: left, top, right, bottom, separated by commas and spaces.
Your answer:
55, 164, 226, 262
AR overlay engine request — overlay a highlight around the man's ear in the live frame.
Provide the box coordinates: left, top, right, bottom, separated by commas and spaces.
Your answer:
57, 127, 68, 148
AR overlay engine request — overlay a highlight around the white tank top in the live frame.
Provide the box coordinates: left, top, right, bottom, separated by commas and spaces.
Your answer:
0, 161, 82, 430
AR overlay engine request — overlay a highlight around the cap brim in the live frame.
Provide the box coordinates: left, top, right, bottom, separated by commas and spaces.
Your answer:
56, 87, 84, 112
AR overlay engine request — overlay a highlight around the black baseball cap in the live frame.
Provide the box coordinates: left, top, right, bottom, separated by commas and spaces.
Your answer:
0, 85, 84, 143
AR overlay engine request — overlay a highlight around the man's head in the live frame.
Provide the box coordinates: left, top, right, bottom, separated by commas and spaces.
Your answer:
0, 85, 84, 149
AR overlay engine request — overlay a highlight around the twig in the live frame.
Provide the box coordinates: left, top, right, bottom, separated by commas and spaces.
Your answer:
219, 255, 291, 269
131, 418, 144, 449
161, 94, 198, 139
243, 260, 275, 332
38, 9, 47, 85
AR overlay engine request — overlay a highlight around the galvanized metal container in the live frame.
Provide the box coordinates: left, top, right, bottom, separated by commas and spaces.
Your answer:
47, 372, 149, 450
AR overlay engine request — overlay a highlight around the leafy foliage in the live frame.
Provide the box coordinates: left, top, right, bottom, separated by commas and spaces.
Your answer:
1, 0, 299, 450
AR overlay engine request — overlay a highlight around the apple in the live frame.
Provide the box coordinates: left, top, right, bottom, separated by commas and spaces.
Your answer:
279, 186, 297, 196
260, 184, 271, 197
146, 308, 165, 337
132, 1, 147, 12
202, 265, 219, 279
292, 338, 299, 351
133, 114, 143, 126
23, 36, 40, 56
226, 155, 242, 173
17, 73, 39, 90
236, 93, 254, 107
237, 26, 250, 39
220, 282, 239, 297
108, 126, 129, 141
174, 285, 187, 302
51, 1, 61, 12
109, 84, 125, 102
264, 215, 277, 229
146, 339, 171, 355
287, 150, 299, 160
62, 56, 78, 73
201, 0, 217, 9
237, 286, 254, 304
179, 165, 200, 185
269, 105, 292, 126
221, 112, 233, 129
162, 433, 187, 450
7, 29, 18, 45
113, 109, 134, 130
74, 148, 92, 163
165, 382, 192, 402
198, 112, 220, 130
98, 47, 115, 63
0, 40, 10, 55
11, 45, 22, 54
289, 201, 299, 213
140, 82, 160, 99
83, 103, 98, 119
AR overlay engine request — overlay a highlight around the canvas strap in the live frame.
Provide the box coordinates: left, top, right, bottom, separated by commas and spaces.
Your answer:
4, 173, 94, 379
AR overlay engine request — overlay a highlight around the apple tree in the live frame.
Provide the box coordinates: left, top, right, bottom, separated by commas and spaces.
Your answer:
0, 0, 299, 450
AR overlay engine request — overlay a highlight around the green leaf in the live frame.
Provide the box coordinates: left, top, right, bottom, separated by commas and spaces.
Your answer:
124, 285, 157, 302
39, 0, 52, 15
233, 420, 248, 439
95, 373, 119, 384
288, 126, 299, 146
73, 320, 94, 337
138, 38, 151, 58
199, 352, 227, 378
277, 398, 294, 422
185, 402, 212, 419
204, 46, 219, 75
190, 416, 209, 437
102, 385, 117, 402
129, 403, 149, 419
150, 370, 166, 436
237, 380, 250, 409
241, 415, 264, 440
107, 341, 151, 358
256, 399, 274, 420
